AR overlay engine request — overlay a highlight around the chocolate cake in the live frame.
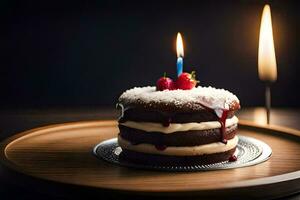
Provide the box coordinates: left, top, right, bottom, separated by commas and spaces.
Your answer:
117, 86, 240, 166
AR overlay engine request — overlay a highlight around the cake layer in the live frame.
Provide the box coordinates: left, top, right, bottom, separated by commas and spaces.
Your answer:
120, 116, 238, 133
119, 124, 237, 146
118, 135, 238, 156
120, 107, 236, 124
120, 148, 237, 166
118, 86, 240, 116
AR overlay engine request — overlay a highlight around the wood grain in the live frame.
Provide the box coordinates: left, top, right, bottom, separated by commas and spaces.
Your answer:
0, 120, 300, 199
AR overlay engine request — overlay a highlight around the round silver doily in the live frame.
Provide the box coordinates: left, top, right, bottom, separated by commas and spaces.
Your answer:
93, 136, 272, 172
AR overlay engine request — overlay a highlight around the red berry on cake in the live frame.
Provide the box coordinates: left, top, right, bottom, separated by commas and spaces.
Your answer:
156, 73, 176, 91
176, 71, 199, 90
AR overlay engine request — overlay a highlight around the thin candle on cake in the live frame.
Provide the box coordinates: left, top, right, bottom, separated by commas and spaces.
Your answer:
176, 32, 184, 77
258, 4, 278, 125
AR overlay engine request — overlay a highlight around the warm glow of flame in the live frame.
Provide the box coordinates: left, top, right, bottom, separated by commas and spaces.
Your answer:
258, 4, 277, 82
176, 32, 184, 58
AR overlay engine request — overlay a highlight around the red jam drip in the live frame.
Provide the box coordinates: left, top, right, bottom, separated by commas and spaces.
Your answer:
191, 105, 229, 144
155, 144, 167, 151
229, 155, 237, 162
219, 110, 229, 144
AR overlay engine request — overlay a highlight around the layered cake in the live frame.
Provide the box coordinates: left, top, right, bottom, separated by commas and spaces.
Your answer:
117, 72, 240, 165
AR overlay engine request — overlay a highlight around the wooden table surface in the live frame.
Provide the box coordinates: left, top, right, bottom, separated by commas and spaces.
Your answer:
0, 107, 299, 200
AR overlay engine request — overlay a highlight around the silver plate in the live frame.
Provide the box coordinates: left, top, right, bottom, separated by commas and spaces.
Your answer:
93, 136, 272, 172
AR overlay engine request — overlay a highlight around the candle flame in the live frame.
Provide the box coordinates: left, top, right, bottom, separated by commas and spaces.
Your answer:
258, 4, 277, 82
176, 32, 184, 58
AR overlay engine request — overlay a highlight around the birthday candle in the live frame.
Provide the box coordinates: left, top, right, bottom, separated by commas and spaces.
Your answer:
176, 32, 184, 77
177, 57, 183, 76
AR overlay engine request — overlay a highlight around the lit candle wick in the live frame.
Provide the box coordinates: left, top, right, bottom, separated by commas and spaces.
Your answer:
258, 4, 277, 125
176, 32, 184, 77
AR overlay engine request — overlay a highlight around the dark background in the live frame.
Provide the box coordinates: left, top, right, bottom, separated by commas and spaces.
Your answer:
1, 0, 299, 109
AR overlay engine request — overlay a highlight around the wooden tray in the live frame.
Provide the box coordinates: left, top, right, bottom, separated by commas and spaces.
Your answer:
0, 120, 300, 199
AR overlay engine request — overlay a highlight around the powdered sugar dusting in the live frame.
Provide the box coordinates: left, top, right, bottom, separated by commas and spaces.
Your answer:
119, 86, 239, 115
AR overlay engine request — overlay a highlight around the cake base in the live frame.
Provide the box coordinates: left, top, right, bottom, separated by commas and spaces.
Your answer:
120, 148, 236, 166
93, 135, 272, 171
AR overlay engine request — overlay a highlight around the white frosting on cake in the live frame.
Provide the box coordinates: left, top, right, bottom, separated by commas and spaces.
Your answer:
119, 86, 239, 117
120, 116, 238, 134
118, 135, 238, 156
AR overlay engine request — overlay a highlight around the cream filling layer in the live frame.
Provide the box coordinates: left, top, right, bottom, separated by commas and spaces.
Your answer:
120, 116, 238, 134
118, 135, 238, 156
